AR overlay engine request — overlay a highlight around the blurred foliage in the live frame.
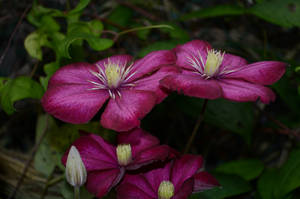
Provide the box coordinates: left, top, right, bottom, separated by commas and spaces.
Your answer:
0, 0, 300, 198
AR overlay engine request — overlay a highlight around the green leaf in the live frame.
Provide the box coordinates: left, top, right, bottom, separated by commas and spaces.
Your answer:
273, 150, 300, 199
59, 32, 113, 58
107, 6, 133, 31
215, 159, 264, 181
0, 76, 44, 115
40, 15, 60, 32
27, 5, 64, 27
248, 0, 300, 28
190, 174, 251, 199
181, 4, 245, 21
34, 115, 61, 176
257, 169, 278, 199
40, 62, 60, 90
138, 40, 182, 57
68, 0, 91, 15
24, 31, 49, 60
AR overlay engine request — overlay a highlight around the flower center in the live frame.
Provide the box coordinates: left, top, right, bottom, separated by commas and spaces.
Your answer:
203, 49, 224, 77
158, 181, 174, 199
105, 63, 122, 88
116, 144, 132, 166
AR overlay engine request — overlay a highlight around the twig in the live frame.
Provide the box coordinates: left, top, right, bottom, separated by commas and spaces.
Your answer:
29, 62, 39, 78
0, 5, 31, 67
9, 114, 49, 199
184, 99, 208, 154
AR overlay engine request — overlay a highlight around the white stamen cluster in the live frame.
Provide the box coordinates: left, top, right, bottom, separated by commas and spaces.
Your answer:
88, 59, 136, 99
187, 49, 236, 79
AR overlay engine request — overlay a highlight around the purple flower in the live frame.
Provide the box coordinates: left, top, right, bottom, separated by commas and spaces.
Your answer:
160, 40, 286, 103
117, 154, 219, 199
42, 51, 177, 131
62, 128, 174, 198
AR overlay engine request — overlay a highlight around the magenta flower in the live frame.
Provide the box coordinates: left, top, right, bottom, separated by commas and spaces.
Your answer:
117, 154, 219, 199
42, 50, 177, 131
160, 40, 286, 103
62, 128, 174, 198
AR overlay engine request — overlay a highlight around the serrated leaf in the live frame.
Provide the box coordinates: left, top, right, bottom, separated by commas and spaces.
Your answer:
0, 76, 44, 114
215, 159, 264, 181
24, 31, 49, 60
248, 0, 300, 28
181, 4, 245, 21
273, 150, 300, 199
189, 174, 251, 199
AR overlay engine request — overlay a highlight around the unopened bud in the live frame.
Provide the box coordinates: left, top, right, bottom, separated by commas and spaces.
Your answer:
65, 146, 87, 187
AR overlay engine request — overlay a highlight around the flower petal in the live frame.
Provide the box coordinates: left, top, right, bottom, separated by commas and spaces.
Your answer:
193, 171, 220, 192
174, 40, 211, 71
171, 154, 203, 192
118, 128, 160, 157
224, 61, 286, 85
61, 133, 117, 171
218, 79, 276, 104
42, 63, 109, 124
173, 178, 194, 199
134, 66, 180, 103
94, 55, 133, 71
160, 73, 222, 99
117, 174, 156, 199
127, 145, 172, 170
86, 168, 123, 198
219, 53, 248, 72
101, 90, 157, 131
130, 50, 176, 80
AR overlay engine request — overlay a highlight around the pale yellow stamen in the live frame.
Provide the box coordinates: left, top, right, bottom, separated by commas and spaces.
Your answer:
158, 181, 174, 199
116, 144, 132, 166
204, 49, 224, 77
105, 63, 121, 88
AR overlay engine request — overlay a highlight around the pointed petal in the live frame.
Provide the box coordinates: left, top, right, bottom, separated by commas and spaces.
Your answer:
94, 55, 133, 71
117, 174, 156, 199
118, 128, 159, 156
101, 90, 156, 131
160, 73, 222, 99
61, 133, 117, 171
174, 40, 211, 71
173, 179, 194, 199
42, 62, 109, 124
127, 145, 172, 170
171, 155, 203, 192
193, 171, 220, 192
131, 50, 176, 80
220, 53, 248, 72
134, 66, 180, 103
224, 61, 286, 85
86, 168, 122, 198
219, 79, 276, 104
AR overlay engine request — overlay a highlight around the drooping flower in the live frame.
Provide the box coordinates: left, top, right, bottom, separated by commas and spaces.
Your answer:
117, 154, 219, 199
62, 128, 175, 198
160, 40, 286, 103
42, 50, 177, 131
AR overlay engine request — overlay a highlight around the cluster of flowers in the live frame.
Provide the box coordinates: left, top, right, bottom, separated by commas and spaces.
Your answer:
42, 40, 286, 198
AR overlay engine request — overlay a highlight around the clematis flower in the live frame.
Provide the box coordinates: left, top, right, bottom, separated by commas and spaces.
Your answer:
42, 50, 177, 131
117, 154, 219, 199
160, 40, 286, 103
62, 128, 175, 198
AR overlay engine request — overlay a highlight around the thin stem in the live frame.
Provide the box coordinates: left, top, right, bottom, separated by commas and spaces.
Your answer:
9, 114, 49, 199
74, 186, 80, 199
0, 4, 31, 67
118, 24, 173, 36
183, 99, 208, 154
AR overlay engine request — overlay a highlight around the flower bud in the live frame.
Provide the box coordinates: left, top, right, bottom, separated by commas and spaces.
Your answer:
158, 180, 174, 199
65, 146, 87, 187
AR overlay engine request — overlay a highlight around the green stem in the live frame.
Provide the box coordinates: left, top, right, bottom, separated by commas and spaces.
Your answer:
118, 24, 173, 36
74, 186, 80, 199
183, 99, 208, 154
